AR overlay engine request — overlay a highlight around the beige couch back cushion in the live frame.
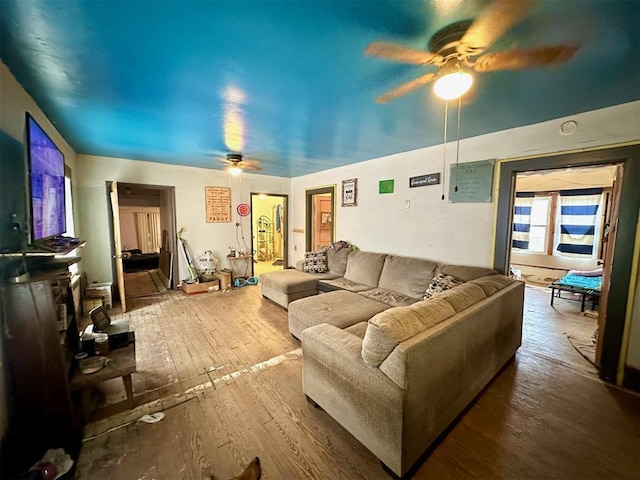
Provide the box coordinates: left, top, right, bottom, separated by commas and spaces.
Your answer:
377, 255, 439, 299
438, 264, 496, 282
343, 251, 387, 287
361, 278, 514, 367
327, 247, 350, 276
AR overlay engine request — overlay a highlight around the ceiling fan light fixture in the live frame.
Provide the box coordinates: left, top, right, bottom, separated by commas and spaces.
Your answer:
228, 166, 242, 176
433, 70, 473, 100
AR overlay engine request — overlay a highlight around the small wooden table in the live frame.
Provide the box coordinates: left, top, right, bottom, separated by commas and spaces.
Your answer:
227, 254, 254, 285
69, 343, 136, 422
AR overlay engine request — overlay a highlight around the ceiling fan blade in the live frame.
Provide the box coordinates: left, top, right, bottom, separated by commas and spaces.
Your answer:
474, 44, 579, 72
375, 72, 437, 104
458, 0, 537, 56
239, 160, 262, 170
364, 41, 442, 66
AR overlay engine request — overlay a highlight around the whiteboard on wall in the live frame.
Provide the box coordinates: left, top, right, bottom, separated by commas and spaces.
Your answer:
449, 159, 495, 203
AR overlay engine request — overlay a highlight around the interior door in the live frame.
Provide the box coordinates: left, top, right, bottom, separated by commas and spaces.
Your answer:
305, 186, 334, 251
316, 196, 332, 244
595, 165, 623, 365
110, 181, 127, 313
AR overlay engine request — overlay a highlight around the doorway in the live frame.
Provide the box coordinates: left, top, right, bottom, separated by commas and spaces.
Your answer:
305, 186, 335, 251
108, 182, 178, 313
494, 145, 639, 383
509, 164, 619, 372
250, 193, 288, 277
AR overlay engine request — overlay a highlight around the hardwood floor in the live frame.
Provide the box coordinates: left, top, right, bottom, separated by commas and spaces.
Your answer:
74, 284, 639, 479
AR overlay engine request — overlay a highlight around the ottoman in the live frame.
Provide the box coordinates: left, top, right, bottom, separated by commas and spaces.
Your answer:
259, 269, 338, 308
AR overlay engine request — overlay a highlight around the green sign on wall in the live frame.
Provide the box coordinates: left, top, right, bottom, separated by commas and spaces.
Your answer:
379, 179, 394, 194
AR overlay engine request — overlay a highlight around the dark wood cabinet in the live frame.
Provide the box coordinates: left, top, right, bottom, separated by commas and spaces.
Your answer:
1, 260, 82, 478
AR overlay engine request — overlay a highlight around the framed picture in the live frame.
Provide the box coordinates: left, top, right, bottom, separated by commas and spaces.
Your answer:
342, 178, 358, 207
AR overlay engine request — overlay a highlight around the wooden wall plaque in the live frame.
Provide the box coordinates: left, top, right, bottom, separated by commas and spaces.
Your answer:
205, 186, 231, 223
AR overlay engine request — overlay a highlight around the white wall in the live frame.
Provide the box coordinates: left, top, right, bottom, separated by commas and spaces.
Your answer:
75, 155, 290, 284
290, 101, 640, 268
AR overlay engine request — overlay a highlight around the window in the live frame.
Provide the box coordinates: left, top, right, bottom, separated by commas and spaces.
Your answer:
527, 196, 551, 253
62, 168, 78, 273
512, 189, 605, 258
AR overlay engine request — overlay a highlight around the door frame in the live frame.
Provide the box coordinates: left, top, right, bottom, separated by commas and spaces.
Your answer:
305, 185, 335, 251
107, 182, 179, 303
493, 144, 640, 383
250, 192, 289, 269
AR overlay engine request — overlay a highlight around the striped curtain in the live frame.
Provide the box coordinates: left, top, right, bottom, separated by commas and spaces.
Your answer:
557, 188, 602, 255
136, 212, 161, 253
512, 192, 534, 250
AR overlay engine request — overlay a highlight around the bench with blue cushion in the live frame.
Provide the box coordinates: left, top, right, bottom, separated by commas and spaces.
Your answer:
549, 273, 602, 312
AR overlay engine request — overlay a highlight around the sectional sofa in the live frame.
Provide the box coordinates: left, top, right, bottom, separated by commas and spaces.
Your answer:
259, 249, 524, 477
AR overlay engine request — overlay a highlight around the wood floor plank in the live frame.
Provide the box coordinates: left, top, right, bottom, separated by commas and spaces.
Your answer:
75, 284, 639, 480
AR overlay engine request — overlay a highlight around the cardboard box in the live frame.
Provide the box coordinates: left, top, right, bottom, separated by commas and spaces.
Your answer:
83, 297, 104, 316
181, 279, 220, 295
215, 271, 232, 291
86, 282, 113, 309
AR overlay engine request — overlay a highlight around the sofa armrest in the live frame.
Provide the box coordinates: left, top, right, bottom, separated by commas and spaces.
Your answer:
295, 259, 305, 271
301, 323, 402, 401
301, 323, 404, 473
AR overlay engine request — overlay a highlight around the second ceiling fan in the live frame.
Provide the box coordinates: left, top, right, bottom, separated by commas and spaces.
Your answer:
220, 153, 262, 176
365, 0, 579, 103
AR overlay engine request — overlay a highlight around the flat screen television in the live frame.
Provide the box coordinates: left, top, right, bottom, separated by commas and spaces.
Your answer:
25, 113, 66, 242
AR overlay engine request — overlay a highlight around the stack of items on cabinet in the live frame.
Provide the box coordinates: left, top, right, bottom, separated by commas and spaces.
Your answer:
79, 306, 135, 355
83, 281, 113, 316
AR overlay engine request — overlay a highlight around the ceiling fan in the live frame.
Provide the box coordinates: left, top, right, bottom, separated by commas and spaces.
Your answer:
220, 153, 262, 175
365, 0, 579, 103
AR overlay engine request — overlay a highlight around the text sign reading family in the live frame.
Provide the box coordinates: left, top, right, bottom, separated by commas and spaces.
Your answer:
410, 173, 440, 188
449, 159, 495, 203
205, 186, 231, 223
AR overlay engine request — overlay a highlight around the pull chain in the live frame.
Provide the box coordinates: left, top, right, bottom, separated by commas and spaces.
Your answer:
441, 99, 449, 200
455, 95, 462, 193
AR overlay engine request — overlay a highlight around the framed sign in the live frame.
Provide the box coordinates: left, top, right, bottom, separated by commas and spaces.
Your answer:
410, 173, 440, 188
205, 186, 231, 222
342, 178, 357, 207
379, 179, 394, 194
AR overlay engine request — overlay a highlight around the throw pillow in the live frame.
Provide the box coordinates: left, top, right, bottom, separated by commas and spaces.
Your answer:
304, 251, 328, 273
424, 273, 463, 299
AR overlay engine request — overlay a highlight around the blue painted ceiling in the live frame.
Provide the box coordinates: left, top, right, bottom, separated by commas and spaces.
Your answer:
1, 1, 638, 177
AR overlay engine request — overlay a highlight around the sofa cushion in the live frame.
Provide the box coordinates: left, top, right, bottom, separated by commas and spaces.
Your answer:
319, 277, 374, 293
343, 251, 387, 287
378, 255, 439, 299
469, 274, 516, 296
436, 283, 487, 313
359, 288, 420, 307
327, 247, 350, 276
304, 251, 328, 273
361, 296, 457, 367
424, 273, 463, 299
438, 264, 496, 282
344, 321, 368, 339
288, 290, 389, 339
